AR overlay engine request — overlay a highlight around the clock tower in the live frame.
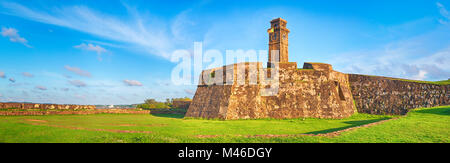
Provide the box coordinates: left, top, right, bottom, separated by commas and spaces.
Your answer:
268, 18, 290, 64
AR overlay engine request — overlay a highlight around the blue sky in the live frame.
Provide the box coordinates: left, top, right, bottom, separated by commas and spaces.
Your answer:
0, 0, 449, 104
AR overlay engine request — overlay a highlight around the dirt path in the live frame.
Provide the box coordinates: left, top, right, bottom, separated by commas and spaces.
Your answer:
106, 123, 167, 127
196, 117, 401, 138
25, 119, 48, 123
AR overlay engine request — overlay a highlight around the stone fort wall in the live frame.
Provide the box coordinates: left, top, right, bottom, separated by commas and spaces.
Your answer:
349, 74, 449, 115
186, 17, 449, 119
0, 102, 96, 110
172, 100, 191, 109
186, 62, 355, 120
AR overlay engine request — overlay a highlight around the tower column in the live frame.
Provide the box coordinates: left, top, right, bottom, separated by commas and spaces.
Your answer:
267, 18, 296, 69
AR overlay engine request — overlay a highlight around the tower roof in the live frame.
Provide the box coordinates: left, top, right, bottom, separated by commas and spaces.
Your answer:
270, 17, 287, 23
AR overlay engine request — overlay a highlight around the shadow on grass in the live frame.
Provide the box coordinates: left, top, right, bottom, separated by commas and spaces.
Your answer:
304, 118, 391, 135
150, 113, 185, 119
413, 107, 450, 116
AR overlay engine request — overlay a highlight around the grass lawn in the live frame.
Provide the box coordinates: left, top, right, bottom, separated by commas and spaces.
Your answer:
0, 105, 448, 143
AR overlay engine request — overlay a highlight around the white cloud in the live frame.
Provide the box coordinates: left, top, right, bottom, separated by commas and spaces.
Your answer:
0, 71, 5, 78
437, 2, 450, 24
184, 89, 195, 95
22, 72, 33, 77
68, 80, 87, 87
74, 43, 106, 54
8, 78, 15, 83
171, 10, 196, 43
0, 2, 173, 59
35, 85, 47, 90
1, 27, 31, 47
411, 70, 428, 80
73, 94, 86, 100
64, 65, 91, 77
330, 44, 450, 81
123, 80, 143, 86
328, 14, 450, 82
0, 2, 279, 62
74, 43, 107, 61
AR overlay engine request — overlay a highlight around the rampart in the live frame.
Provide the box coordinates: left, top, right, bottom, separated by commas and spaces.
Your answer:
0, 103, 151, 115
185, 62, 356, 119
0, 102, 96, 110
185, 17, 448, 120
349, 74, 449, 115
0, 109, 149, 116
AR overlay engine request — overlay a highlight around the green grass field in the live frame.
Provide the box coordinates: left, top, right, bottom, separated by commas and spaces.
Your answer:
0, 106, 448, 143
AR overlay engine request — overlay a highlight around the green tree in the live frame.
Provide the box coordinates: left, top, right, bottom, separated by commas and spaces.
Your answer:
144, 99, 157, 105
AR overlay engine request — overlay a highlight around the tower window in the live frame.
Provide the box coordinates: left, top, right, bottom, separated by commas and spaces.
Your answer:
272, 33, 278, 41
210, 71, 215, 78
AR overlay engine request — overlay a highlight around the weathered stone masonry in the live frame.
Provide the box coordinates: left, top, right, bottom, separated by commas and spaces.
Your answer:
0, 102, 150, 115
185, 62, 356, 120
349, 74, 449, 115
0, 102, 96, 110
186, 18, 356, 120
186, 17, 449, 120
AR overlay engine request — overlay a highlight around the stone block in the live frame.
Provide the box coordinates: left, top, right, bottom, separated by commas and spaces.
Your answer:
303, 62, 333, 71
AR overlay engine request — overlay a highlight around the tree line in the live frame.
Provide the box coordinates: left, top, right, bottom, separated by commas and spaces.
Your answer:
136, 97, 191, 109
